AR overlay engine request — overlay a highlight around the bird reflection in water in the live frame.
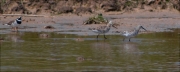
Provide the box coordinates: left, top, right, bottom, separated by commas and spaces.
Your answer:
120, 42, 141, 69
122, 42, 140, 54
3, 32, 24, 48
5, 32, 24, 43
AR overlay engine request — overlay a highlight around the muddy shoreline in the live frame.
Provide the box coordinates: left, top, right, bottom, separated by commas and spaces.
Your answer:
0, 11, 180, 35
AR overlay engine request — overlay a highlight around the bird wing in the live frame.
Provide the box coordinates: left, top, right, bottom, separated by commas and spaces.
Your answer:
119, 31, 133, 37
89, 28, 101, 33
125, 30, 137, 37
96, 26, 106, 30
3, 20, 14, 26
119, 31, 127, 36
89, 26, 107, 33
92, 29, 100, 33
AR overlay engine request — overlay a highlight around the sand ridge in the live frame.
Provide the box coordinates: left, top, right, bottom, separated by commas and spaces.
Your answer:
0, 10, 179, 35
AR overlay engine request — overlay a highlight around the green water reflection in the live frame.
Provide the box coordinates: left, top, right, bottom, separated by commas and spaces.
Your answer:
0, 29, 179, 71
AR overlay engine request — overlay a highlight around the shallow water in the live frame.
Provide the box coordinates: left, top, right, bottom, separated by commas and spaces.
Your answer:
0, 29, 179, 71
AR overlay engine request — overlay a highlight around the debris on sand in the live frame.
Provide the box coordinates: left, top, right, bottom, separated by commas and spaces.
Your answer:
83, 13, 108, 25
44, 25, 55, 29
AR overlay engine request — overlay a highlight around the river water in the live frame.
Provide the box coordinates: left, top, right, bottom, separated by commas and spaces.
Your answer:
0, 29, 179, 71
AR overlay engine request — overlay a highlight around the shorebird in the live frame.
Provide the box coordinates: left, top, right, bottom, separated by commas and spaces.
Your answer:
89, 21, 116, 39
120, 25, 147, 41
3, 17, 22, 31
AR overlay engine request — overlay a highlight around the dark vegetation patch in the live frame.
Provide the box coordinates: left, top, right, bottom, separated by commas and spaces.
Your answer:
83, 13, 108, 25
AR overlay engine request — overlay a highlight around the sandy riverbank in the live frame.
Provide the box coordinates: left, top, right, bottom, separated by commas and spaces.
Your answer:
0, 10, 179, 35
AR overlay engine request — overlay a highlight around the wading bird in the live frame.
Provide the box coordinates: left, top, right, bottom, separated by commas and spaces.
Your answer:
120, 25, 147, 41
89, 21, 116, 40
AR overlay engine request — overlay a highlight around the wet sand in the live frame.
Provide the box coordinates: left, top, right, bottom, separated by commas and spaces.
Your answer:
0, 10, 179, 35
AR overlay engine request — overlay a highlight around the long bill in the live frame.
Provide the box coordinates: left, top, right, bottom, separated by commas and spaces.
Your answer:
142, 27, 147, 31
112, 24, 118, 29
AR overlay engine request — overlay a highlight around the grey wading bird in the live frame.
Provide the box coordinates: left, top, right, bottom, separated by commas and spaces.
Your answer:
89, 21, 117, 40
120, 25, 147, 41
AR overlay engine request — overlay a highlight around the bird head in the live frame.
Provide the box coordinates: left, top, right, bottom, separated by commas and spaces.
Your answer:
108, 21, 113, 25
18, 17, 22, 20
107, 21, 118, 29
106, 21, 112, 26
16, 16, 22, 24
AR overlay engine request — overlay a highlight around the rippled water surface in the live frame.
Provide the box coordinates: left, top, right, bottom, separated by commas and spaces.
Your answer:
0, 29, 179, 71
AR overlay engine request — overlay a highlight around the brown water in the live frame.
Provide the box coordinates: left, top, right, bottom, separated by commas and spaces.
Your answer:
0, 29, 179, 71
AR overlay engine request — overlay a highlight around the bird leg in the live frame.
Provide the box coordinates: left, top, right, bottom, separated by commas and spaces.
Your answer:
97, 34, 99, 39
129, 38, 131, 41
17, 27, 19, 31
15, 27, 18, 31
96, 34, 99, 41
104, 34, 107, 39
11, 27, 14, 30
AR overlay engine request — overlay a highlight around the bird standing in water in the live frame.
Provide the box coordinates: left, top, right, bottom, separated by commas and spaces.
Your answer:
89, 21, 116, 40
120, 25, 147, 41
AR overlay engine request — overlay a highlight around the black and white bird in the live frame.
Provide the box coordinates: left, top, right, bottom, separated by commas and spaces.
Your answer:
3, 17, 22, 31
